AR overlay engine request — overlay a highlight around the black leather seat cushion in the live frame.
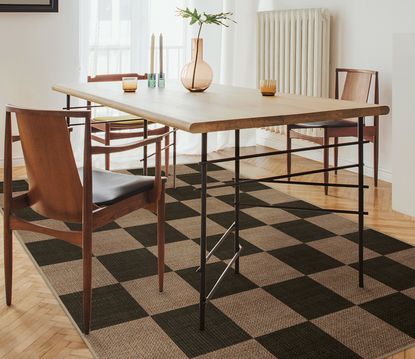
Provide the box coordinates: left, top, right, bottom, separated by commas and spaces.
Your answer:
78, 168, 156, 205
291, 119, 357, 129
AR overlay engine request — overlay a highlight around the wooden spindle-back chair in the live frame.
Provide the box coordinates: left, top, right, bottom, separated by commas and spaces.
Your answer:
287, 68, 379, 194
66, 73, 177, 188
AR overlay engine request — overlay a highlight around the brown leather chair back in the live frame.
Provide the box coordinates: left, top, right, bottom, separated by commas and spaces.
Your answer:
9, 107, 88, 222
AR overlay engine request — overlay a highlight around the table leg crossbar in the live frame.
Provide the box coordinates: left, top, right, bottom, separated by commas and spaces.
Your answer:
204, 164, 360, 191
198, 117, 367, 330
205, 140, 370, 164
259, 179, 369, 189
206, 244, 243, 302
196, 222, 236, 273
240, 203, 369, 216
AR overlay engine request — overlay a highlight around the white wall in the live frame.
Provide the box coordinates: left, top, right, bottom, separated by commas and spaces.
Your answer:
392, 34, 415, 217
0, 0, 80, 163
1, 0, 414, 184
256, 0, 415, 182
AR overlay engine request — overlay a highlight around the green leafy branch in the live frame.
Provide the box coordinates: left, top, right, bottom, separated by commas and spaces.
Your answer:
176, 7, 236, 28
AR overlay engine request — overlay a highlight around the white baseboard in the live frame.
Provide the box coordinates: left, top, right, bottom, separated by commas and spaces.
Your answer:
256, 129, 392, 183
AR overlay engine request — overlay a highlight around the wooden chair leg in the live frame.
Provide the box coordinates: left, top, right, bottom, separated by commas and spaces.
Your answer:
324, 130, 329, 195
173, 129, 177, 189
4, 226, 13, 306
4, 111, 13, 306
104, 124, 110, 171
157, 189, 165, 292
143, 121, 148, 176
334, 137, 339, 174
164, 127, 170, 178
373, 136, 379, 187
286, 128, 292, 182
82, 232, 93, 334
83, 111, 93, 335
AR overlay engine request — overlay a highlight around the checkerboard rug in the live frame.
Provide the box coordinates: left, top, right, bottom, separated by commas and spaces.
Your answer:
2, 164, 415, 359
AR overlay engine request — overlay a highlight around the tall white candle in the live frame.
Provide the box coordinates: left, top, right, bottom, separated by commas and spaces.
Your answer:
159, 33, 164, 74
150, 33, 155, 74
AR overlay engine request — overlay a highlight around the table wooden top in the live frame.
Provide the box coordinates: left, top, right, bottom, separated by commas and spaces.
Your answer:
53, 82, 390, 134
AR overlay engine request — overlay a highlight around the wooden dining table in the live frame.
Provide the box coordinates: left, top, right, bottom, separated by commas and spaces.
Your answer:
53, 81, 390, 330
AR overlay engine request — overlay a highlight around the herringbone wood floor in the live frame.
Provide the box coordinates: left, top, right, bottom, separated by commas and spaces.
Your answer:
0, 146, 414, 358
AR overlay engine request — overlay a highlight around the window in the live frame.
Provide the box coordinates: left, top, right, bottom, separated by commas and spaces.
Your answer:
148, 0, 187, 79
87, 0, 187, 79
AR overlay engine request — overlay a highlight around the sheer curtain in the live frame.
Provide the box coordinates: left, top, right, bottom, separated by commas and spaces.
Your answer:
81, 0, 185, 78
77, 0, 260, 169
217, 0, 259, 150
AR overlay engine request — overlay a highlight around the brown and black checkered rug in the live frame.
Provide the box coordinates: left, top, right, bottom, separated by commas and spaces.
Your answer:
2, 164, 415, 359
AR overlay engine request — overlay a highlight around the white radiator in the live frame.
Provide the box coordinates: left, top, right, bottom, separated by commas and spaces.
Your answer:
258, 9, 331, 135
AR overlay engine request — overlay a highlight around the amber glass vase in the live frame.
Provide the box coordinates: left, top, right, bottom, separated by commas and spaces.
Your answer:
181, 38, 213, 92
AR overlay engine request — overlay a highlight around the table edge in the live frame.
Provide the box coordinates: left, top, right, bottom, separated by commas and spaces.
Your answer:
53, 84, 390, 134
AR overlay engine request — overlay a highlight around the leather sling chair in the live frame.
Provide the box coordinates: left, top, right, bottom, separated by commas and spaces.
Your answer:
3, 106, 166, 334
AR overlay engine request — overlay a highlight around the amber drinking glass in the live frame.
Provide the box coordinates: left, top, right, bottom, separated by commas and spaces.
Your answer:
122, 77, 138, 93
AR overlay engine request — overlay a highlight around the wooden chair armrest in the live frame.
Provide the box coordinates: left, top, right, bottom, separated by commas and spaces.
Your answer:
6, 105, 89, 118
153, 140, 163, 201
91, 135, 164, 155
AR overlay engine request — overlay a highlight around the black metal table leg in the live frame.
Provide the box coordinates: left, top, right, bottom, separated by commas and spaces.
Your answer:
173, 129, 177, 188
358, 117, 365, 288
66, 95, 71, 126
234, 130, 240, 274
195, 123, 368, 330
200, 133, 208, 330
143, 120, 148, 175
